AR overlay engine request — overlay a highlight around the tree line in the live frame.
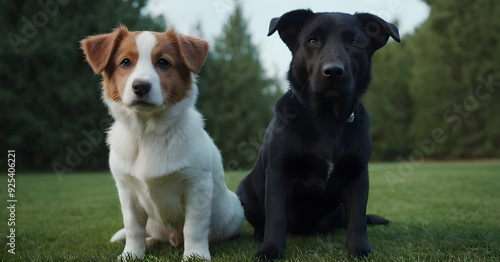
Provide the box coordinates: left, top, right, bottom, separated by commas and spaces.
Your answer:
1, 0, 498, 173
365, 0, 500, 161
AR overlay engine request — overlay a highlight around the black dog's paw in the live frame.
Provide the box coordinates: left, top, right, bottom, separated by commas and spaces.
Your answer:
348, 246, 372, 257
254, 245, 284, 261
347, 239, 372, 257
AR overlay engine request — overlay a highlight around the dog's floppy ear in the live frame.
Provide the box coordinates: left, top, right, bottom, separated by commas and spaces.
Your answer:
81, 25, 129, 74
355, 13, 401, 50
268, 9, 315, 51
177, 34, 209, 74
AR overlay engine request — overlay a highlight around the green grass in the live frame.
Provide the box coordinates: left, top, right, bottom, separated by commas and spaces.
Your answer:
1, 161, 499, 261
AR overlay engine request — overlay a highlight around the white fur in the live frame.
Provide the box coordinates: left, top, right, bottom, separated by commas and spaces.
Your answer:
106, 32, 244, 261
122, 32, 163, 107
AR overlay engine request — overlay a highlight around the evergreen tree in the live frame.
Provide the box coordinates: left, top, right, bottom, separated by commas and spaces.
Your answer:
409, 0, 500, 159
197, 4, 281, 170
364, 37, 413, 161
0, 0, 165, 171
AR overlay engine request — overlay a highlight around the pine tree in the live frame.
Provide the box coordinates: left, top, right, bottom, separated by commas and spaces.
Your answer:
364, 37, 413, 161
409, 0, 500, 159
0, 0, 165, 171
197, 4, 281, 170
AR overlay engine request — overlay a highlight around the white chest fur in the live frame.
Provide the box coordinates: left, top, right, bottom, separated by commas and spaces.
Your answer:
115, 170, 186, 228
107, 109, 210, 226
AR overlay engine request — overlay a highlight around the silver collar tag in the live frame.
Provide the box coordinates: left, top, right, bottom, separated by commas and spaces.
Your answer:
346, 112, 355, 123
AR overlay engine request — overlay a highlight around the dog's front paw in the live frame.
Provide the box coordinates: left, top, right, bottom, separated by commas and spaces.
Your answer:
118, 239, 146, 261
255, 245, 283, 261
346, 238, 372, 257
183, 248, 211, 261
117, 252, 143, 261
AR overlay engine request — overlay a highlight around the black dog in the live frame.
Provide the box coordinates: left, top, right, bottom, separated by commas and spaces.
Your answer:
236, 9, 400, 261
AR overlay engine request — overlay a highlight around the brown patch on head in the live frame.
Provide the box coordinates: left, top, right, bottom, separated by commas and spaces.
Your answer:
152, 29, 209, 104
105, 31, 140, 103
81, 25, 139, 103
82, 26, 209, 105
81, 25, 128, 74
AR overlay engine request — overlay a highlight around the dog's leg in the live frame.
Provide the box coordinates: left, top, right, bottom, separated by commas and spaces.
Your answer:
182, 178, 212, 260
255, 169, 288, 261
236, 176, 265, 242
342, 167, 371, 257
115, 180, 148, 261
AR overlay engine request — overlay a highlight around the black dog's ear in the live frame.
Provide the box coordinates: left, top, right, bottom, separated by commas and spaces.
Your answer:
355, 13, 401, 50
268, 9, 315, 51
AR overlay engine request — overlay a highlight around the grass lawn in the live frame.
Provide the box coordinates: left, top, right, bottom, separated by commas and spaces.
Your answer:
1, 161, 499, 261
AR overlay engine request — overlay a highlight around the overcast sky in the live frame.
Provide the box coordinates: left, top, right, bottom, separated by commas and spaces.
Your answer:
145, 0, 430, 83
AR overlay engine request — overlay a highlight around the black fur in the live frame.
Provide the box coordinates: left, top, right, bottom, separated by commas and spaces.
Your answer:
236, 9, 400, 261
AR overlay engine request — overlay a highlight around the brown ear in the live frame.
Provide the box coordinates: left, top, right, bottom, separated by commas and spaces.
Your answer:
177, 34, 209, 74
80, 25, 129, 74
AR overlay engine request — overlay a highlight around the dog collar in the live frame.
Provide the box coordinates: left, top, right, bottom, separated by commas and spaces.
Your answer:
346, 112, 355, 123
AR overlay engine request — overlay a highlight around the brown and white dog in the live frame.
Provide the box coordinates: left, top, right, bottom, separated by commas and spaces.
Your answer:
81, 26, 244, 261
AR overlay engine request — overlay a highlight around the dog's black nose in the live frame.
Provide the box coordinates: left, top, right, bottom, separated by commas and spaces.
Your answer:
132, 81, 152, 97
323, 63, 345, 78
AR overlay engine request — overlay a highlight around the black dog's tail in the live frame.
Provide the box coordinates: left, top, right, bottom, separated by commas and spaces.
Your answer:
366, 214, 389, 225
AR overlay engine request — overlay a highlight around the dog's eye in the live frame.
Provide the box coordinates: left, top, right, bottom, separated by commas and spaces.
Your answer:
308, 38, 319, 46
158, 59, 170, 69
120, 58, 131, 68
350, 40, 359, 47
